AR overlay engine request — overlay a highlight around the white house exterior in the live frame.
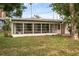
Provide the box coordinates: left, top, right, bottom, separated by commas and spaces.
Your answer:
0, 19, 4, 31
0, 8, 70, 37
10, 18, 67, 37
0, 9, 6, 31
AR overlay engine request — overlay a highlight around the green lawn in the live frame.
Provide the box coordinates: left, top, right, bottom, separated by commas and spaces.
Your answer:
0, 33, 79, 56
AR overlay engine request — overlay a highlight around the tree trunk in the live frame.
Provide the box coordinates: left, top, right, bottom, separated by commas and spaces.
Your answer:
70, 3, 78, 40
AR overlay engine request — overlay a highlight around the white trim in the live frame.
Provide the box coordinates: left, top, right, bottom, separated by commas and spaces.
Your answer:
32, 23, 34, 34
49, 24, 50, 33
12, 33, 58, 37
12, 21, 60, 24
11, 23, 13, 34
23, 23, 24, 34
14, 24, 16, 34
41, 24, 42, 33
11, 22, 62, 37
60, 23, 61, 34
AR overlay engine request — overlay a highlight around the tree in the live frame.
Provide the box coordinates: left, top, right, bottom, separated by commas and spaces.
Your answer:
69, 4, 78, 39
50, 3, 79, 39
1, 3, 26, 37
2, 18, 11, 37
0, 3, 26, 17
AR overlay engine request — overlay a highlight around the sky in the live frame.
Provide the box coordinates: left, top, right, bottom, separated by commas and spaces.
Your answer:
22, 3, 61, 19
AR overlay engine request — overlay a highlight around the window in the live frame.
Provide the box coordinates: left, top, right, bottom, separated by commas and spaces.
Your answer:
58, 24, 60, 30
50, 24, 57, 33
24, 23, 32, 34
15, 23, 23, 34
34, 24, 41, 33
42, 24, 49, 33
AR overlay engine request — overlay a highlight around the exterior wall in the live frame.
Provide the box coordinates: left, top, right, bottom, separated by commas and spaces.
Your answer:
65, 24, 70, 35
0, 20, 4, 31
11, 21, 62, 37
0, 9, 6, 18
1, 12, 6, 18
61, 23, 65, 35
0, 9, 6, 31
12, 33, 58, 37
57, 24, 61, 34
61, 23, 70, 35
0, 9, 3, 17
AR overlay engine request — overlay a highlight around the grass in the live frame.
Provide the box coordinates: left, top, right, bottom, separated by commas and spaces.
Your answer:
0, 32, 79, 56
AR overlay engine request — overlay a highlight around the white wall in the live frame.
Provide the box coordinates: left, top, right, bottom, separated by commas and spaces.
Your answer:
12, 33, 58, 37
65, 24, 70, 35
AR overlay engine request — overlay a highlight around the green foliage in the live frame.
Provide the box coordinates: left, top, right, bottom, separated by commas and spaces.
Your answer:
76, 16, 79, 34
50, 3, 70, 17
2, 18, 11, 37
50, 4, 79, 17
50, 3, 79, 35
0, 3, 26, 36
2, 18, 11, 31
0, 3, 26, 17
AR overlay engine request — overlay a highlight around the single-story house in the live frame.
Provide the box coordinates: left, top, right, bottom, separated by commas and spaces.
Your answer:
0, 19, 4, 31
9, 18, 69, 37
0, 9, 70, 37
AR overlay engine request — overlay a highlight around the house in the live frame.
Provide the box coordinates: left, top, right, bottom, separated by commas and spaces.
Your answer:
9, 18, 69, 37
0, 17, 70, 37
0, 9, 6, 31
0, 8, 69, 37
0, 19, 4, 31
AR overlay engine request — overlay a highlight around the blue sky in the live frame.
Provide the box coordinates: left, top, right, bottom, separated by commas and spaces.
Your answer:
22, 3, 60, 19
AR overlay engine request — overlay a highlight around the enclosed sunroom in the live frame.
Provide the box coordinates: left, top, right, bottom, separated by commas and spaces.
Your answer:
10, 18, 64, 37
